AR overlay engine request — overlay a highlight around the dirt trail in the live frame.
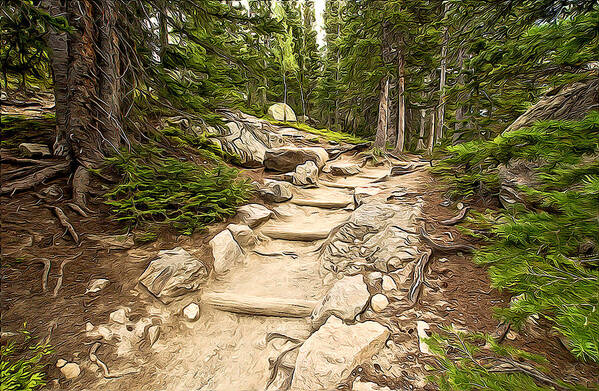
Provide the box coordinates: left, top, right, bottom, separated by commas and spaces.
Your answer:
81, 149, 429, 391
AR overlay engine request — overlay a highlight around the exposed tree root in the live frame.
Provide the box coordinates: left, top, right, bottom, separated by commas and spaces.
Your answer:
52, 251, 82, 297
1, 160, 71, 195
39, 258, 51, 292
390, 164, 416, 176
66, 202, 89, 217
408, 250, 432, 304
253, 250, 298, 259
89, 342, 140, 379
46, 205, 79, 243
326, 142, 370, 161
440, 207, 470, 226
265, 334, 305, 391
72, 165, 92, 210
419, 227, 474, 254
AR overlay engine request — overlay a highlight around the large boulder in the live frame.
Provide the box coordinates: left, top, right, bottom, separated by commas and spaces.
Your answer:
330, 162, 361, 177
210, 230, 244, 274
138, 247, 208, 304
310, 275, 370, 329
236, 204, 273, 228
264, 146, 328, 172
268, 103, 296, 122
259, 179, 293, 202
290, 316, 389, 391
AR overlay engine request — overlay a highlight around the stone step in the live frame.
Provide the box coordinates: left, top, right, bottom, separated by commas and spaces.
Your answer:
261, 227, 331, 241
290, 198, 352, 209
202, 292, 317, 317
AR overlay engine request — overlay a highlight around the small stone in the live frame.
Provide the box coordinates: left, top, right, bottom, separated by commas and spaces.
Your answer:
134, 318, 152, 338
370, 294, 389, 312
381, 276, 397, 291
366, 272, 383, 284
109, 308, 128, 324
85, 278, 109, 294
210, 230, 243, 274
97, 325, 113, 340
259, 179, 293, 202
147, 325, 160, 346
506, 330, 518, 340
183, 303, 200, 321
457, 202, 464, 210
56, 359, 67, 368
60, 362, 81, 379
85, 322, 94, 332
438, 258, 449, 263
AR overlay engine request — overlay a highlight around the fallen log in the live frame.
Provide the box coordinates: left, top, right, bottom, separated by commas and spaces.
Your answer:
440, 207, 471, 226
419, 227, 474, 254
202, 292, 317, 318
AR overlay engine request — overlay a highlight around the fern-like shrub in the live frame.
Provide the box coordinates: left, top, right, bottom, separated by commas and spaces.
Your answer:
426, 327, 593, 391
0, 328, 53, 391
104, 146, 252, 235
434, 113, 599, 363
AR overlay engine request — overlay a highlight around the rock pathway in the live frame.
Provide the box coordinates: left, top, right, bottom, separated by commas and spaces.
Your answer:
84, 123, 437, 391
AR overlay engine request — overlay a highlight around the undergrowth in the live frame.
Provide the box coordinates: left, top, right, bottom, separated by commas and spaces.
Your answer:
104, 145, 252, 235
426, 327, 593, 391
0, 326, 53, 391
267, 118, 370, 144
0, 114, 55, 149
434, 112, 599, 363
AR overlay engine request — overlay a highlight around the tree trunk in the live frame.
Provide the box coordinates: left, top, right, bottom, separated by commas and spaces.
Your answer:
427, 110, 436, 153
42, 0, 71, 157
435, 7, 449, 145
283, 72, 287, 121
374, 76, 390, 149
393, 48, 406, 153
158, 3, 168, 62
417, 108, 427, 150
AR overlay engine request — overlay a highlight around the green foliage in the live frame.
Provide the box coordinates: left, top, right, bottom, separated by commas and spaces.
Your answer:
427, 327, 592, 391
268, 119, 369, 145
0, 326, 53, 391
435, 113, 599, 363
104, 146, 252, 235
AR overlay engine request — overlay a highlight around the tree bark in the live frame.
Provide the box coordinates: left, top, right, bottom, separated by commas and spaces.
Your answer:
393, 48, 406, 153
435, 7, 450, 145
374, 76, 390, 149
41, 0, 71, 157
427, 110, 436, 153
417, 108, 427, 150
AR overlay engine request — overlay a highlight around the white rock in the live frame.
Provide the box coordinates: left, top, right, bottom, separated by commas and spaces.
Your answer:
138, 247, 208, 304
259, 179, 293, 202
147, 325, 160, 346
330, 162, 361, 176
85, 278, 109, 294
353, 186, 381, 206
85, 322, 94, 332
381, 276, 397, 291
236, 204, 273, 228
134, 318, 152, 338
288, 160, 319, 186
268, 102, 296, 122
264, 146, 328, 172
210, 230, 243, 274
56, 359, 67, 368
352, 380, 392, 391
109, 308, 128, 324
416, 320, 431, 354
290, 316, 389, 391
183, 303, 200, 321
60, 362, 81, 379
310, 275, 370, 329
370, 294, 389, 312
18, 143, 51, 157
227, 224, 257, 247
457, 202, 465, 210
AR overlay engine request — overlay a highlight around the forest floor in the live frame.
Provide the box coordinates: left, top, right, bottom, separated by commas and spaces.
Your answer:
1, 102, 598, 390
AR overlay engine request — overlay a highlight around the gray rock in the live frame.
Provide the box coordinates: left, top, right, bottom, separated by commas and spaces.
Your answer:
268, 103, 296, 122
210, 230, 243, 274
139, 247, 208, 303
60, 362, 81, 379
18, 143, 51, 157
236, 204, 273, 228
86, 278, 109, 294
330, 162, 361, 176
287, 160, 319, 186
264, 146, 328, 172
311, 275, 370, 329
183, 303, 200, 321
371, 294, 389, 312
259, 179, 293, 202
227, 224, 257, 247
290, 316, 389, 391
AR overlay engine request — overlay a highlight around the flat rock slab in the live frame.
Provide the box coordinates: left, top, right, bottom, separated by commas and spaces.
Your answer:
19, 143, 51, 157
264, 146, 328, 172
138, 247, 208, 304
202, 292, 317, 317
261, 228, 331, 241
311, 275, 369, 328
291, 316, 389, 391
236, 204, 273, 228
291, 198, 352, 209
260, 179, 294, 202
330, 162, 361, 176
